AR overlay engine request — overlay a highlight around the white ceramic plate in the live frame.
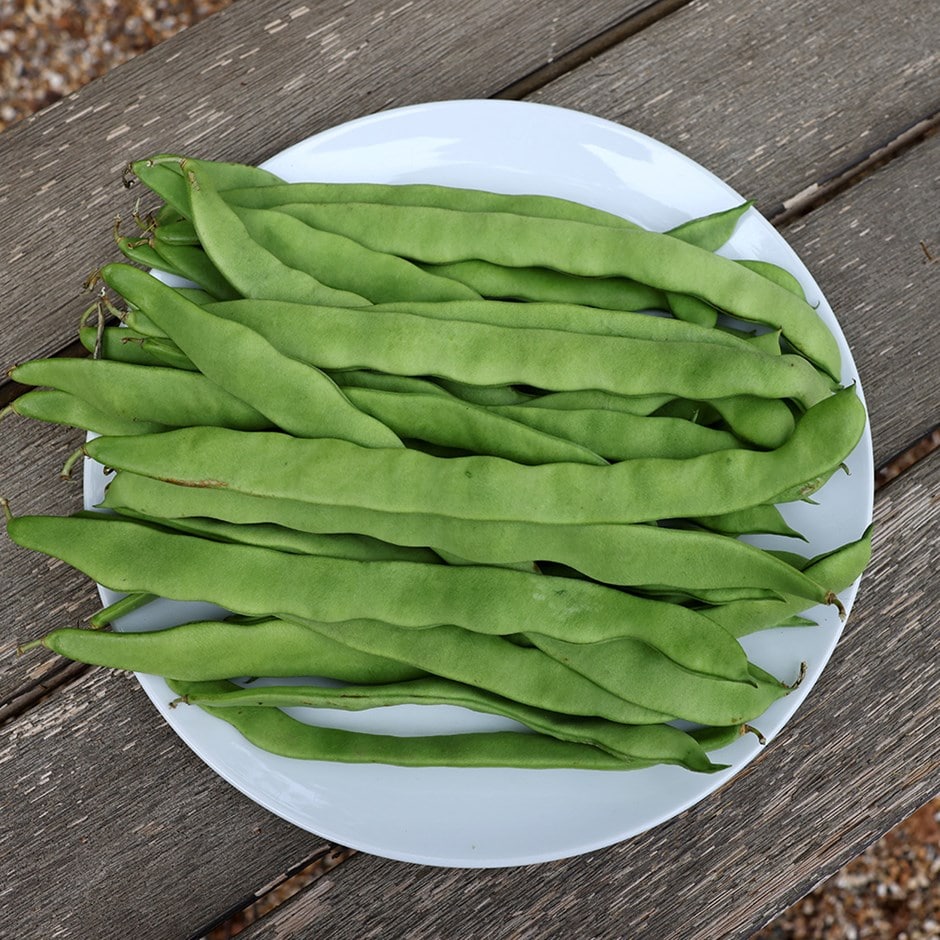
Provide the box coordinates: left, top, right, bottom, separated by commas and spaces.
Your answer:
84, 99, 873, 868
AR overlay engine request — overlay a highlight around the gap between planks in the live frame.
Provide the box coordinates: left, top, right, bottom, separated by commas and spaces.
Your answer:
493, 0, 696, 100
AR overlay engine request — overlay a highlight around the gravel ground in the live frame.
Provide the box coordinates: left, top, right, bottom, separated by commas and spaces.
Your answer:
1, 3, 938, 937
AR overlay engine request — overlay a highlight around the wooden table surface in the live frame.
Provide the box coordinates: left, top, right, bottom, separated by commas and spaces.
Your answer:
1, 1, 938, 937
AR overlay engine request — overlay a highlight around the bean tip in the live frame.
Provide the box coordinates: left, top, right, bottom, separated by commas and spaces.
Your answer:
742, 724, 767, 746
787, 661, 808, 691
826, 591, 847, 621
59, 446, 85, 481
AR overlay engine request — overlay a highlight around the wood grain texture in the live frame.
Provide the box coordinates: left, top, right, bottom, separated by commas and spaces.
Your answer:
0, 667, 327, 939
0, 416, 95, 705
0, 0, 649, 375
530, 0, 940, 219
780, 131, 940, 467
228, 452, 940, 940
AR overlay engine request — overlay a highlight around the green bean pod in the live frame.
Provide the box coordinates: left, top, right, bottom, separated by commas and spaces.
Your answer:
342, 386, 608, 465
6, 388, 168, 437
78, 325, 172, 367
488, 403, 743, 460
706, 527, 873, 637
7, 513, 754, 685
203, 297, 834, 408
127, 153, 284, 217
296, 616, 775, 726
528, 633, 792, 726
165, 678, 659, 771
38, 616, 424, 684
100, 263, 402, 448
222, 179, 646, 228
173, 677, 730, 771
9, 358, 272, 431
271, 201, 842, 379
99, 508, 440, 565
183, 163, 372, 308
231, 204, 481, 303
99, 471, 833, 604
418, 260, 668, 311
148, 240, 240, 300
85, 385, 866, 525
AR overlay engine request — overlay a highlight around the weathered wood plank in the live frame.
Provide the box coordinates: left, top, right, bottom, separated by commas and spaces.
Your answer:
0, 667, 327, 938
779, 132, 940, 467
531, 0, 940, 219
234, 452, 940, 940
0, 417, 94, 705
0, 0, 652, 375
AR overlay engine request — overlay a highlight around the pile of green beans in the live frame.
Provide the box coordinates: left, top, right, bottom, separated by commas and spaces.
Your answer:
3, 152, 872, 776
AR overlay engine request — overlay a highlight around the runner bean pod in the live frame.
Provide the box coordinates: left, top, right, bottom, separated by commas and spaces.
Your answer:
6, 513, 755, 684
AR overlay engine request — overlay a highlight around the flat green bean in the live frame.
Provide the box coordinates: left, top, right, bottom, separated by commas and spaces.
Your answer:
272, 201, 842, 379
99, 471, 831, 603
9, 358, 272, 431
38, 617, 424, 684
165, 678, 658, 770
174, 677, 729, 771
7, 513, 754, 684
184, 163, 372, 308
204, 297, 835, 408
101, 263, 402, 448
85, 385, 867, 525
7, 388, 168, 437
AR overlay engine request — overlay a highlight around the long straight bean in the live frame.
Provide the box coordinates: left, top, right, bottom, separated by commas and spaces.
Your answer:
165, 678, 658, 770
100, 471, 833, 603
85, 385, 867, 525
205, 297, 834, 408
173, 677, 728, 771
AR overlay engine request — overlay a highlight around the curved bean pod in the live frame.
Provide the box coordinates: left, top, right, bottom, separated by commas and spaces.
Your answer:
528, 633, 791, 726
127, 153, 284, 217
107, 508, 440, 565
85, 385, 867, 525
706, 526, 872, 637
38, 616, 423, 684
175, 677, 728, 771
148, 240, 240, 300
418, 260, 667, 311
488, 403, 743, 460
7, 514, 753, 684
297, 617, 771, 726
183, 163, 372, 308
7, 388, 168, 437
222, 179, 646, 228
166, 678, 658, 771
204, 297, 835, 408
100, 264, 402, 448
272, 201, 842, 378
232, 204, 480, 303
343, 386, 608, 465
9, 358, 272, 431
